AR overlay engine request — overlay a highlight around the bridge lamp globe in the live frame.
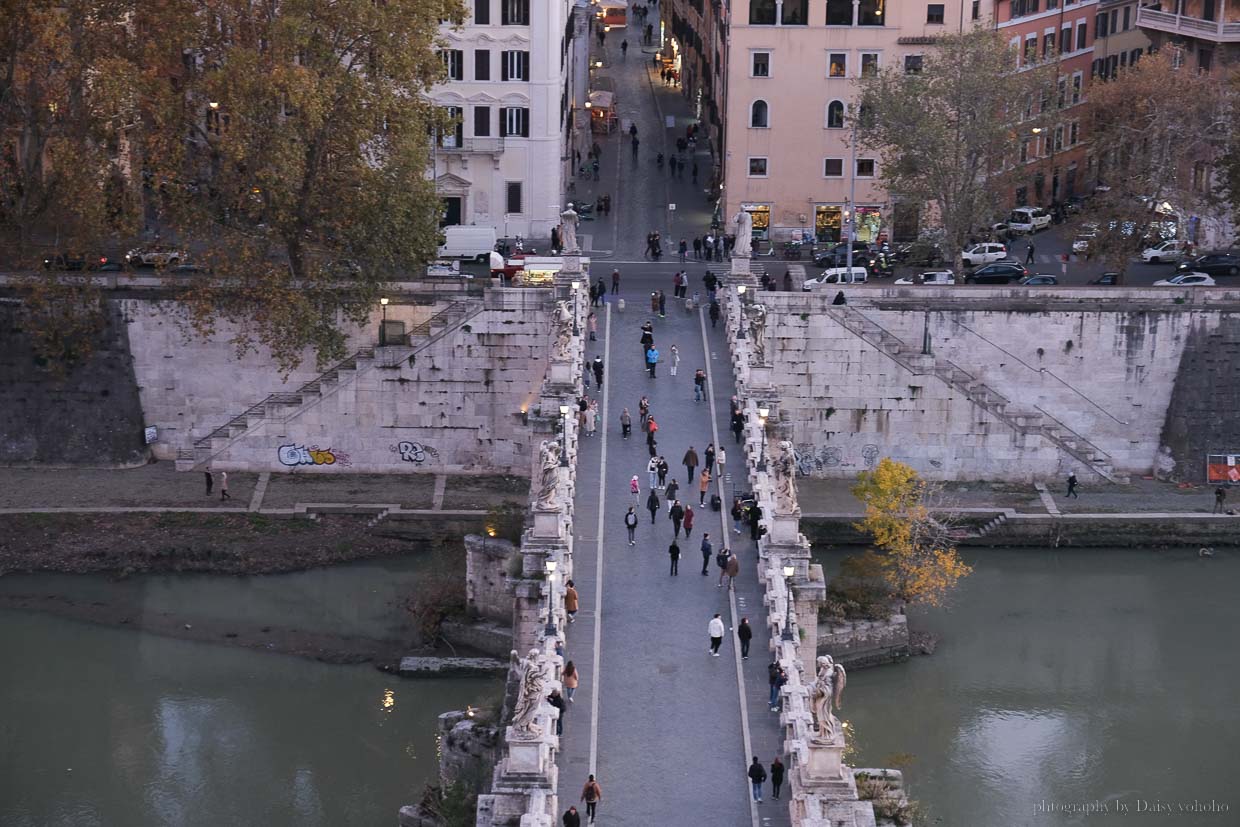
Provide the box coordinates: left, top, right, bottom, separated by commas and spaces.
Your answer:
781, 564, 796, 641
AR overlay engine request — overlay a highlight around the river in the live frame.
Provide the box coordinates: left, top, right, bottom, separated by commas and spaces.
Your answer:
817, 547, 1239, 826
0, 559, 500, 827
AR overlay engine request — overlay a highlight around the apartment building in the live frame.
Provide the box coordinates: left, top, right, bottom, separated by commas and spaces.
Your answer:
665, 0, 729, 169
1137, 0, 1240, 69
996, 0, 1098, 207
724, 0, 981, 246
1092, 0, 1152, 77
429, 0, 585, 238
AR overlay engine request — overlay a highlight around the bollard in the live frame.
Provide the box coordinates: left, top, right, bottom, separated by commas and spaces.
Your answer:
617, 298, 626, 312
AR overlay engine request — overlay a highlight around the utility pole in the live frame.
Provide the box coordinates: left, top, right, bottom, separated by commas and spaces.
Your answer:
845, 112, 859, 272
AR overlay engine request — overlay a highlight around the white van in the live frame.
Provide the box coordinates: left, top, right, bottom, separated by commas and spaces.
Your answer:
1008, 207, 1051, 234
437, 226, 498, 263
802, 266, 868, 290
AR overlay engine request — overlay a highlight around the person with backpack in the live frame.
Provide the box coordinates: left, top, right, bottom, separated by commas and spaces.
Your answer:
646, 345, 660, 378
624, 506, 638, 545
693, 368, 707, 402
580, 775, 602, 822
769, 661, 787, 711
716, 545, 731, 587
709, 300, 720, 328
700, 533, 713, 576
682, 445, 699, 485
748, 757, 768, 803
698, 467, 712, 506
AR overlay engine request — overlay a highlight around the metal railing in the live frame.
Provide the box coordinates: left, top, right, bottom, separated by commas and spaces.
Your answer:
1136, 6, 1240, 41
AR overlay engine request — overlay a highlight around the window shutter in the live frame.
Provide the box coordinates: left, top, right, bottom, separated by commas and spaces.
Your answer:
522, 52, 530, 80
475, 50, 490, 80
499, 108, 509, 136
521, 109, 530, 137
501, 52, 509, 81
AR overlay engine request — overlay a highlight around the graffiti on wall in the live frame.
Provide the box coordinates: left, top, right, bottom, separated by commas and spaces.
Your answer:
278, 444, 352, 468
392, 441, 440, 465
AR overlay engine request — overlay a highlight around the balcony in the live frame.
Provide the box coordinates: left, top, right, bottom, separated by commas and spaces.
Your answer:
437, 137, 506, 155
1137, 5, 1240, 41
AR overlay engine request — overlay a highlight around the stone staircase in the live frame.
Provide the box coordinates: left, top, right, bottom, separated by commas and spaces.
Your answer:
827, 307, 1128, 483
177, 300, 483, 471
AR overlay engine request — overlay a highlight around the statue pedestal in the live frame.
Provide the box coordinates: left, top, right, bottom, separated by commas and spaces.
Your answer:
749, 363, 772, 389
532, 508, 563, 539
501, 727, 553, 780
770, 511, 801, 544
731, 255, 752, 278
803, 726, 858, 799
559, 253, 583, 276
548, 358, 575, 386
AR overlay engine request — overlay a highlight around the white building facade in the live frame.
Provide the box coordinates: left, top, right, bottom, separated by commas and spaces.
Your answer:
431, 0, 585, 239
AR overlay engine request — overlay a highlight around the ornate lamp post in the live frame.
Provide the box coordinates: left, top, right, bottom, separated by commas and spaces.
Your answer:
781, 563, 796, 641
379, 297, 390, 345
570, 280, 581, 336
558, 404, 571, 467
544, 559, 559, 637
736, 285, 747, 339
757, 405, 770, 473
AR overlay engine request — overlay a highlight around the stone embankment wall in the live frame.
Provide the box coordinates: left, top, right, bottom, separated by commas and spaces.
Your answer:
0, 302, 148, 467
757, 288, 1240, 483
817, 615, 910, 669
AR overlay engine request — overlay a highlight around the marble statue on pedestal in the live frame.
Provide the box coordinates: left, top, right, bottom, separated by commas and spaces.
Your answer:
771, 439, 799, 513
552, 300, 574, 360
731, 209, 753, 258
535, 440, 562, 509
560, 205, 580, 254
511, 648, 550, 735
811, 655, 847, 740
747, 303, 768, 363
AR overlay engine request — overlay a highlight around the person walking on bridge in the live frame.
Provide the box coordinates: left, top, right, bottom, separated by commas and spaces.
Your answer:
683, 445, 699, 485
771, 756, 786, 800
611, 268, 621, 294
700, 533, 712, 575
748, 757, 768, 803
683, 503, 695, 539
668, 539, 680, 575
698, 467, 712, 506
737, 615, 753, 658
580, 775, 602, 823
646, 488, 661, 524
563, 805, 581, 827
669, 499, 685, 538
624, 506, 638, 545
708, 613, 726, 656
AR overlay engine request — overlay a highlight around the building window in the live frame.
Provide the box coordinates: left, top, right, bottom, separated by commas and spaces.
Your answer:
1047, 0, 1057, 9
499, 106, 529, 137
441, 49, 464, 80
501, 0, 529, 24
1025, 35, 1037, 63
475, 0, 490, 24
440, 106, 463, 148
1060, 25, 1071, 55
1043, 31, 1054, 58
824, 158, 844, 177
501, 51, 530, 81
750, 0, 777, 24
782, 0, 808, 24
751, 100, 770, 128
1122, 5, 1131, 29
1199, 48, 1213, 72
752, 51, 771, 77
829, 52, 848, 77
1057, 77, 1067, 108
474, 105, 491, 137
972, 0, 980, 18
1054, 125, 1064, 151
860, 52, 880, 77
858, 0, 885, 25
1076, 21, 1087, 51
826, 100, 845, 128
505, 182, 523, 214
1020, 138, 1031, 163
475, 50, 491, 80
1131, 47, 1142, 64
856, 158, 876, 177
1071, 72, 1082, 104
927, 3, 945, 23
826, 0, 853, 25
749, 157, 769, 176
1069, 120, 1079, 145
904, 55, 923, 74
1096, 11, 1107, 38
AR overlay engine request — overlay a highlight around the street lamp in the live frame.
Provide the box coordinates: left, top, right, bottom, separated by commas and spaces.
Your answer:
379, 297, 390, 345
736, 285, 747, 339
757, 405, 770, 473
559, 404, 571, 467
208, 101, 220, 110
544, 559, 559, 637
781, 564, 796, 641
570, 280, 581, 336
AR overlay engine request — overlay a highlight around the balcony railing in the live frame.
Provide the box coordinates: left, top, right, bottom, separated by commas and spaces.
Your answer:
1136, 6, 1240, 41
438, 136, 506, 154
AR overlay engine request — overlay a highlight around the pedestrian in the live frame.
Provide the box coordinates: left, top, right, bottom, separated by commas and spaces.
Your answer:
704, 443, 716, 476
583, 360, 592, 391
588, 312, 597, 341
650, 291, 659, 315
1026, 240, 1035, 264
592, 356, 604, 387
587, 399, 598, 436
783, 270, 793, 291
693, 368, 706, 402
589, 281, 599, 308
1066, 472, 1079, 498
665, 477, 679, 502
646, 488, 661, 524
668, 538, 680, 575
669, 499, 684, 537
668, 156, 677, 177
629, 475, 640, 503
669, 344, 680, 376
678, 238, 687, 262
768, 661, 787, 711
737, 616, 753, 658
638, 395, 650, 426
646, 345, 660, 378
748, 757, 767, 802
577, 395, 588, 429
693, 237, 702, 259
731, 497, 745, 534
580, 775, 602, 823
770, 757, 785, 800
717, 445, 727, 478
715, 235, 724, 260
620, 407, 631, 438
700, 533, 712, 575
708, 613, 725, 656
610, 268, 621, 296
220, 470, 231, 501
725, 551, 740, 589
748, 500, 763, 542
657, 455, 669, 488
596, 275, 608, 304
640, 322, 654, 358
549, 687, 566, 735
709, 300, 720, 328
1215, 485, 1227, 514
704, 234, 715, 262
564, 579, 579, 623
657, 290, 666, 318
698, 467, 712, 506
647, 455, 659, 490
731, 410, 745, 443
625, 506, 638, 544
832, 290, 847, 306
563, 660, 579, 702
681, 446, 699, 487
620, 39, 628, 58
564, 805, 581, 827
204, 468, 213, 496
716, 545, 731, 587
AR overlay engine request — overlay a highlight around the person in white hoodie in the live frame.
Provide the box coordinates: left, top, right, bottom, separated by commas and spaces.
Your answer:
708, 613, 726, 656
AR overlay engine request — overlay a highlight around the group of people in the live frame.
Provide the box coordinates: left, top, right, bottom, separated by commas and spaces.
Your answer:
687, 232, 732, 262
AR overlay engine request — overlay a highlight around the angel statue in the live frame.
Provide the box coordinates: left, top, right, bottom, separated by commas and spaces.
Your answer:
551, 300, 574, 360
510, 648, 550, 735
810, 655, 847, 741
747, 303, 768, 364
536, 439, 562, 509
732, 209, 753, 258
560, 204, 580, 253
771, 439, 798, 513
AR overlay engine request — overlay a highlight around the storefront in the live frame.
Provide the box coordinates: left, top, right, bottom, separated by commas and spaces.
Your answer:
740, 203, 771, 241
815, 205, 842, 243
511, 256, 591, 286
853, 206, 883, 244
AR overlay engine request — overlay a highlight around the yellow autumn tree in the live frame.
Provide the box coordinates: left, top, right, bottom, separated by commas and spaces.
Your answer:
851, 458, 972, 608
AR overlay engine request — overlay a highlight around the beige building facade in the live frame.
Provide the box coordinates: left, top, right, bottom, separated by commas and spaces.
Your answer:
724, 0, 983, 246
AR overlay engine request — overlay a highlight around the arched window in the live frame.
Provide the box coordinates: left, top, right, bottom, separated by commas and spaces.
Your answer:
751, 100, 769, 128
826, 100, 844, 129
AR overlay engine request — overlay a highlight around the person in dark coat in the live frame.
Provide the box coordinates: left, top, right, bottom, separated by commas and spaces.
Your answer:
668, 539, 680, 576
832, 290, 847, 305
657, 456, 669, 488
646, 488, 661, 524
548, 688, 566, 735
748, 502, 764, 542
709, 300, 720, 328
591, 356, 604, 387
669, 499, 685, 538
563, 805, 582, 827
700, 533, 713, 575
748, 757, 767, 802
770, 757, 785, 800
683, 446, 699, 484
737, 616, 753, 659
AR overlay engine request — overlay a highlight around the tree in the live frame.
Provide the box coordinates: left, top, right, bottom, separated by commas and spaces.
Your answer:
855, 27, 1054, 269
1081, 49, 1230, 271
132, 0, 464, 372
851, 458, 972, 609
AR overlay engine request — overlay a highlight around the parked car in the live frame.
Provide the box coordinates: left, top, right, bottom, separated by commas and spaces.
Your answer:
1141, 240, 1187, 264
125, 246, 187, 268
1175, 252, 1240, 278
963, 262, 1030, 284
813, 241, 871, 269
895, 269, 956, 286
803, 266, 869, 289
1008, 206, 1052, 234
896, 239, 944, 267
961, 243, 1008, 267
1154, 273, 1216, 287
1019, 274, 1059, 286
1072, 231, 1097, 254
1089, 272, 1122, 285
